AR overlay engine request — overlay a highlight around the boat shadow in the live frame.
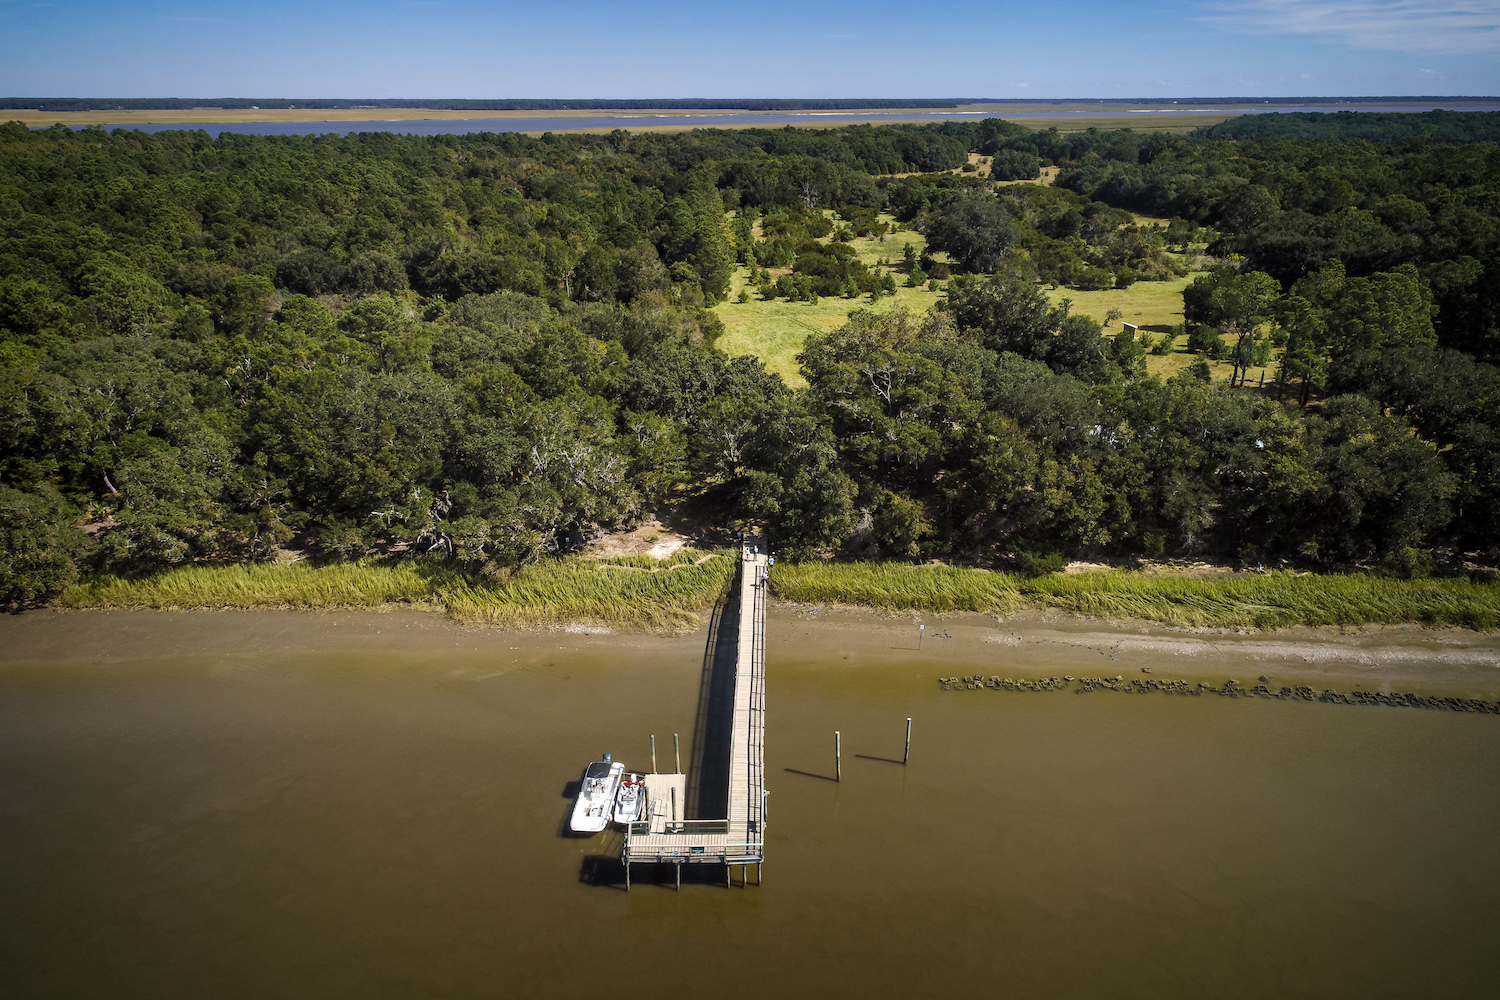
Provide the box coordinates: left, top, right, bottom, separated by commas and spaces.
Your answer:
557, 779, 598, 839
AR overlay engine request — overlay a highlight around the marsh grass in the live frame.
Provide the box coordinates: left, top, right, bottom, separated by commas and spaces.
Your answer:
442, 549, 736, 632
61, 550, 739, 633
1027, 571, 1500, 630
771, 562, 1500, 630
58, 554, 1500, 633
60, 561, 447, 610
772, 562, 1025, 613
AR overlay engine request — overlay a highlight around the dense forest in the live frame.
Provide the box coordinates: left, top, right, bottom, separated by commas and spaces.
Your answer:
2, 113, 1497, 605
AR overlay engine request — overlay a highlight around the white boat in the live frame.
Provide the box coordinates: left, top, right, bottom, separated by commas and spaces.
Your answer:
613, 772, 645, 825
570, 756, 624, 833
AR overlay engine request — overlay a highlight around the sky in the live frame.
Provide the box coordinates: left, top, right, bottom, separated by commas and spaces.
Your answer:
1, 0, 1497, 98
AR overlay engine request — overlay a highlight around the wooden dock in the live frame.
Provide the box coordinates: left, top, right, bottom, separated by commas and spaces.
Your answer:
622, 541, 768, 887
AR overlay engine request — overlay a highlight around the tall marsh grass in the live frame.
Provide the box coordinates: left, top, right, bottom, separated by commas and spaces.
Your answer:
771, 561, 1500, 630
443, 550, 735, 632
772, 561, 1025, 613
60, 550, 738, 633
1027, 571, 1500, 630
57, 554, 1500, 632
60, 561, 446, 610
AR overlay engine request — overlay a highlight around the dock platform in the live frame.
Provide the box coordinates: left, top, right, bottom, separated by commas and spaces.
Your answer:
622, 540, 767, 886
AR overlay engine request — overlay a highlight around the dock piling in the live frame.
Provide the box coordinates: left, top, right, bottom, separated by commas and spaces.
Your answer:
650, 734, 657, 774
674, 732, 681, 774
904, 718, 912, 765
835, 730, 841, 782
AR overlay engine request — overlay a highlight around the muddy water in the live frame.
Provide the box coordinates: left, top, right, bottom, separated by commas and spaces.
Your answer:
3, 608, 1499, 999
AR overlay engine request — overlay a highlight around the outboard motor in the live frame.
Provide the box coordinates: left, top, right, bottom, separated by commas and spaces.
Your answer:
604, 752, 612, 764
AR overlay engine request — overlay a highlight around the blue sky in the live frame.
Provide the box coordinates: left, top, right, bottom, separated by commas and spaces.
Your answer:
2, 0, 1496, 97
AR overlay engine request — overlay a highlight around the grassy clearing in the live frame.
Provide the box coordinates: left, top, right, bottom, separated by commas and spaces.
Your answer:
715, 215, 946, 385
1045, 275, 1191, 332
1044, 275, 1274, 384
771, 562, 1500, 630
61, 550, 739, 633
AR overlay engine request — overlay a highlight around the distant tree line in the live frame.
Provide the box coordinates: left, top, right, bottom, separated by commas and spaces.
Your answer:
1, 98, 971, 113
1195, 110, 1500, 145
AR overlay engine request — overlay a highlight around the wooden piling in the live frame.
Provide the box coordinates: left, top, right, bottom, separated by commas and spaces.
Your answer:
835, 730, 841, 782
650, 734, 657, 774
904, 717, 912, 765
674, 732, 681, 774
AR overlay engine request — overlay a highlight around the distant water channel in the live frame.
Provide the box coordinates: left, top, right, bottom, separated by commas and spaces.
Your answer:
3, 609, 1499, 999
42, 104, 1500, 137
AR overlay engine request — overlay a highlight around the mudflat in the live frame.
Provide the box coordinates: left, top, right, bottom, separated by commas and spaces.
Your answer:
6, 605, 1497, 695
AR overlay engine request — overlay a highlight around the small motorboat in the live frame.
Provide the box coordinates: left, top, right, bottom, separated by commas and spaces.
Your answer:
570, 754, 624, 833
613, 773, 645, 825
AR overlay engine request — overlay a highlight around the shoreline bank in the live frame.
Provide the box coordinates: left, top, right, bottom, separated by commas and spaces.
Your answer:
7, 605, 1498, 700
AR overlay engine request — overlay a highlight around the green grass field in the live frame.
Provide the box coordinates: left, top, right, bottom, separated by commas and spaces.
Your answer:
1045, 275, 1191, 331
715, 216, 947, 385
1044, 275, 1272, 384
715, 212, 1262, 388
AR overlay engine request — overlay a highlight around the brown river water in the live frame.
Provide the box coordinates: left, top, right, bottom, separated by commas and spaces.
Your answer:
3, 607, 1499, 999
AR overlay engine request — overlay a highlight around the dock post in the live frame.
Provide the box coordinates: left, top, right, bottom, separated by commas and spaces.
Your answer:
674, 732, 681, 774
675, 863, 681, 891
650, 735, 657, 774
835, 730, 841, 782
625, 860, 630, 892
726, 864, 732, 889
904, 718, 912, 765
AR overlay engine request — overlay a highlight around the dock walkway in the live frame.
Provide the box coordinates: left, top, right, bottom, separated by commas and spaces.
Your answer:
622, 541, 767, 885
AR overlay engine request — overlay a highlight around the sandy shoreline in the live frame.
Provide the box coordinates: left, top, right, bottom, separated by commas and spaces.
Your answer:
4, 604, 1498, 699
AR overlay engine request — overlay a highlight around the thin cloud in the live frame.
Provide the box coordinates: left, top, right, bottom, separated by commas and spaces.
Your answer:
1207, 0, 1500, 54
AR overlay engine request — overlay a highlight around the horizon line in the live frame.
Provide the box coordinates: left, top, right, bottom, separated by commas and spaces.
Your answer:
5, 95, 1499, 104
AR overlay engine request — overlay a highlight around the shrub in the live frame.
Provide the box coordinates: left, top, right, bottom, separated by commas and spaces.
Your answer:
1013, 545, 1069, 577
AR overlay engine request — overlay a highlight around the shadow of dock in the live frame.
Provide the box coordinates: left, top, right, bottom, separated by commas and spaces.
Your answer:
687, 571, 740, 820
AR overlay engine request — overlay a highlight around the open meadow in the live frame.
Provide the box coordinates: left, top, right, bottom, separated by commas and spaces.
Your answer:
714, 215, 948, 385
715, 218, 1247, 387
